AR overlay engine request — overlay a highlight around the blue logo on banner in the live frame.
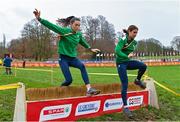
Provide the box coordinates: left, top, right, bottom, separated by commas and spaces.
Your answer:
78, 103, 98, 112
105, 102, 122, 108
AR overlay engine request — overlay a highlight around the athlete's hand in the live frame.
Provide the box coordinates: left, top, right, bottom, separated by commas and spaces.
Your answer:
128, 53, 135, 58
33, 9, 41, 20
91, 48, 101, 53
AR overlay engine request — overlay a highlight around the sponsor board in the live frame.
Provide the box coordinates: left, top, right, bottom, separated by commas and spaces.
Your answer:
27, 90, 149, 121
39, 104, 72, 121
75, 101, 101, 116
103, 98, 123, 111
127, 95, 143, 107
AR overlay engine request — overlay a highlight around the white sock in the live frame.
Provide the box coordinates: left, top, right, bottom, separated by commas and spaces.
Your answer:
87, 87, 91, 91
124, 105, 128, 108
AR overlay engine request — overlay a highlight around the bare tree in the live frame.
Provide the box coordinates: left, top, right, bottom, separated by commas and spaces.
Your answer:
81, 16, 100, 47
136, 38, 163, 53
8, 19, 56, 60
171, 36, 180, 51
81, 15, 116, 53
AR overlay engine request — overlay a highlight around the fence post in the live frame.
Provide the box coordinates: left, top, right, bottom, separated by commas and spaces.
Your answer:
13, 82, 26, 121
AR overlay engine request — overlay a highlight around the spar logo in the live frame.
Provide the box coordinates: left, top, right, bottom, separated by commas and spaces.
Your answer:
103, 98, 123, 111
43, 107, 69, 115
127, 95, 143, 107
75, 101, 100, 116
39, 104, 72, 121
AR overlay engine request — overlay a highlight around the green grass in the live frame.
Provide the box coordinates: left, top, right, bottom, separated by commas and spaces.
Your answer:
0, 65, 180, 121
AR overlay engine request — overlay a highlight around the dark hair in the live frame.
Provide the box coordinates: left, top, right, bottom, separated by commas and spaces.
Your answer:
57, 16, 80, 27
123, 25, 138, 35
70, 17, 80, 24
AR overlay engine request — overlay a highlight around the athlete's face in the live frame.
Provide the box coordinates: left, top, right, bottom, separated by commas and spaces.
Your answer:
71, 21, 80, 32
128, 29, 138, 40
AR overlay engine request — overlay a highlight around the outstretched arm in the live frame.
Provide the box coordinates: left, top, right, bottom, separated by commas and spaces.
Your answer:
79, 33, 100, 53
33, 9, 65, 34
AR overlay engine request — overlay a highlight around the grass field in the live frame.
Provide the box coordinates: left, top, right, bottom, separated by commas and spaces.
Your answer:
0, 65, 180, 121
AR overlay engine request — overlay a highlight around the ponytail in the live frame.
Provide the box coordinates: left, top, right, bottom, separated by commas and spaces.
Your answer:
57, 16, 80, 27
123, 29, 128, 35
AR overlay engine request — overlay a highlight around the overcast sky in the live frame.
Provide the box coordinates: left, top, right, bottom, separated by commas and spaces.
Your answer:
0, 0, 179, 46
